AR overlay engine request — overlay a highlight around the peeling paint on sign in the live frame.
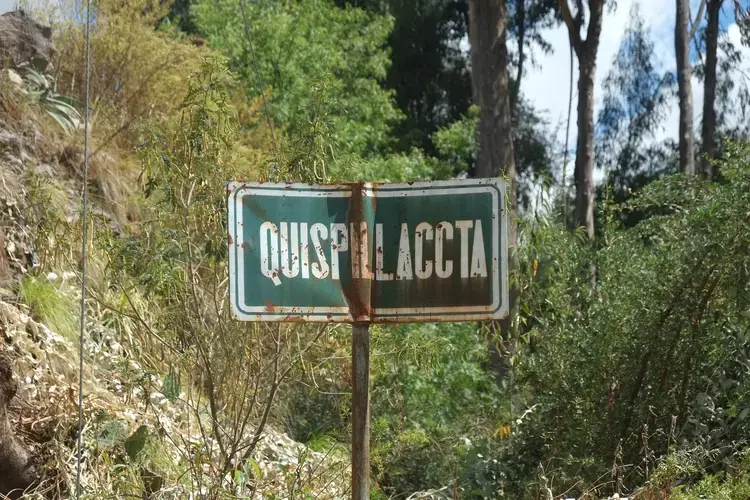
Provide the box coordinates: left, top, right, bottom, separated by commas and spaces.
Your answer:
227, 179, 508, 322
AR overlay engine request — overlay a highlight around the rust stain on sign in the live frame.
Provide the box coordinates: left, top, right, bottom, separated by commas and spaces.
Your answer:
227, 178, 508, 323
343, 183, 373, 321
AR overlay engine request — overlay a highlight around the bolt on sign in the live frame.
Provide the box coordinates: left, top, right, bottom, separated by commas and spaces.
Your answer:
227, 179, 508, 323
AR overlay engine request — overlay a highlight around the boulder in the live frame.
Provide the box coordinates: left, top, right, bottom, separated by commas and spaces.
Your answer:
0, 10, 55, 71
0, 353, 36, 498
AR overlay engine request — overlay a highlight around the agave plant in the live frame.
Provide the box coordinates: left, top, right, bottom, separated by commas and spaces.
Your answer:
18, 66, 82, 134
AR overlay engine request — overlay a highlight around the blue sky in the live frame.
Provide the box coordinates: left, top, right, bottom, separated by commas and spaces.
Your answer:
524, 0, 750, 180
0, 0, 16, 12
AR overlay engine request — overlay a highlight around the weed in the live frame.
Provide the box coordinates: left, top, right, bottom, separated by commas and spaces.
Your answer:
18, 274, 77, 340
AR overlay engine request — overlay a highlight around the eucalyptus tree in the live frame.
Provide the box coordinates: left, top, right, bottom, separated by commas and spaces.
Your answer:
556, 0, 606, 240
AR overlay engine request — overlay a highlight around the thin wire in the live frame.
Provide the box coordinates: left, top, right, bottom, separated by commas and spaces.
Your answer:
238, 0, 279, 160
75, 0, 92, 495
562, 41, 574, 225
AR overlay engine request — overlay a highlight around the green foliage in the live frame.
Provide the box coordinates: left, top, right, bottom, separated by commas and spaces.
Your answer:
161, 368, 181, 403
93, 59, 343, 497
370, 322, 504, 495
15, 1, 750, 498
24, 171, 80, 270
124, 425, 149, 460
96, 419, 129, 450
671, 451, 750, 500
54, 0, 214, 147
596, 6, 676, 214
501, 144, 750, 497
433, 105, 478, 176
281, 384, 345, 445
18, 66, 81, 134
346, 148, 451, 183
193, 0, 401, 158
512, 97, 557, 210
336, 0, 473, 156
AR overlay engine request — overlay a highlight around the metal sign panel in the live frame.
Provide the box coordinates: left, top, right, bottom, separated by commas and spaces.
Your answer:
227, 179, 508, 322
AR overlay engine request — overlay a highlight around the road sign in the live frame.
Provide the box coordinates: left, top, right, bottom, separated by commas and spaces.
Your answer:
227, 178, 508, 323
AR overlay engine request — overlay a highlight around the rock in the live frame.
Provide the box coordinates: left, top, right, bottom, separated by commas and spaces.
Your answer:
0, 132, 21, 156
3, 155, 22, 170
5, 69, 22, 87
0, 353, 36, 498
0, 11, 54, 72
33, 164, 54, 177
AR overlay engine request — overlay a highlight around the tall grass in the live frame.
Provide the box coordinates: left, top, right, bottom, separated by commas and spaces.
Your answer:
18, 274, 77, 340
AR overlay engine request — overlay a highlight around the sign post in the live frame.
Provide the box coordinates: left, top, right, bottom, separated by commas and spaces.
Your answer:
351, 323, 370, 499
227, 179, 508, 499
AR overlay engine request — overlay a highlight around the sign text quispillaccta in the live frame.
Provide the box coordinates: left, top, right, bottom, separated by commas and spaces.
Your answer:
227, 179, 508, 323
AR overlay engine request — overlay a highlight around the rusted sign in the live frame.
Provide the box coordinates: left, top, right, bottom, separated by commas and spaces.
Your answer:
227, 179, 508, 322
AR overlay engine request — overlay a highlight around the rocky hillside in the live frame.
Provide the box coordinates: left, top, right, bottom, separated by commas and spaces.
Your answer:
0, 10, 349, 499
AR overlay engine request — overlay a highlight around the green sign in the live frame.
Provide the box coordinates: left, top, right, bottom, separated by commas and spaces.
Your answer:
227, 179, 508, 322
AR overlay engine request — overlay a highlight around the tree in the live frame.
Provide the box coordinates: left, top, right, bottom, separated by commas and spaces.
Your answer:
510, 145, 750, 496
192, 0, 401, 159
701, 0, 722, 179
508, 0, 559, 211
467, 0, 516, 376
675, 0, 696, 174
597, 8, 676, 205
508, 0, 558, 108
468, 0, 516, 184
334, 0, 473, 156
557, 0, 605, 240
738, 1, 750, 46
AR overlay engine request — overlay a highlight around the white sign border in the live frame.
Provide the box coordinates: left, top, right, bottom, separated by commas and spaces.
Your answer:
227, 178, 509, 322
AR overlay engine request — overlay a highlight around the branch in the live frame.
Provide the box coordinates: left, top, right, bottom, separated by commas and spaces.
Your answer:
585, 0, 605, 52
557, 0, 582, 54
735, 0, 749, 22
511, 0, 527, 107
688, 0, 708, 41
238, 324, 328, 464
693, 30, 706, 68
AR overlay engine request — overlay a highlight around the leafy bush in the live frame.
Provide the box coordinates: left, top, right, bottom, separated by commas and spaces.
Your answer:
671, 451, 750, 499
369, 322, 505, 495
280, 383, 346, 445
501, 143, 750, 497
53, 0, 214, 146
433, 105, 479, 177
92, 60, 339, 496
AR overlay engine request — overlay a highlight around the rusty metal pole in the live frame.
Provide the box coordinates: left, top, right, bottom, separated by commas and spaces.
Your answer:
351, 323, 370, 499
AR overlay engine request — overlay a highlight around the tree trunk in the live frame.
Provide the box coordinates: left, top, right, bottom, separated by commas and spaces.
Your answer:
701, 0, 722, 179
469, 0, 517, 187
468, 0, 517, 378
556, 0, 603, 240
511, 0, 526, 108
675, 0, 696, 174
0, 354, 35, 499
575, 52, 597, 239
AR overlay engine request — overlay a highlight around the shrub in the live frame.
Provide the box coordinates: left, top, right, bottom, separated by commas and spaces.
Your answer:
502, 143, 750, 497
52, 0, 214, 147
193, 0, 401, 159
369, 322, 505, 496
95, 60, 334, 496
